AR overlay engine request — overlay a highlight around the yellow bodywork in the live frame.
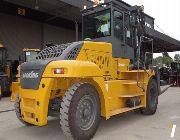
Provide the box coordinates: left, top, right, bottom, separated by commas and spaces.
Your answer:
0, 43, 3, 48
11, 65, 20, 102
11, 81, 20, 102
5, 65, 11, 78
19, 41, 155, 126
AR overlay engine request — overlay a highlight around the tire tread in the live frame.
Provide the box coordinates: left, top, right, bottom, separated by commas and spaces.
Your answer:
60, 83, 84, 140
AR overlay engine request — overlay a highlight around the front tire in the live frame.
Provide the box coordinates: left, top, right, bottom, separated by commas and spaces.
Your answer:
141, 78, 158, 115
60, 83, 101, 140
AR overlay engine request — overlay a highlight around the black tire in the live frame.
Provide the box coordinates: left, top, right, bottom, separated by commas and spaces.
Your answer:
0, 76, 11, 97
60, 83, 101, 140
14, 94, 31, 125
141, 78, 158, 115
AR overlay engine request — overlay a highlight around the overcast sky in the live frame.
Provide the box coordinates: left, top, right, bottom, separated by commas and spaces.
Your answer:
124, 0, 180, 59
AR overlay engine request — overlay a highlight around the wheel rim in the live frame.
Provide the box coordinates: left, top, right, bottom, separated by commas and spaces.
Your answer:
150, 86, 156, 108
75, 95, 97, 131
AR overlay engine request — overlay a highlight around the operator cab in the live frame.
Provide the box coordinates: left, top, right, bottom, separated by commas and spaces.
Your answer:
21, 49, 40, 63
24, 50, 40, 62
83, 1, 133, 59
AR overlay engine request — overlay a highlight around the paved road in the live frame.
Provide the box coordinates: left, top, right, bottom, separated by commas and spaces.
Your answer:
0, 87, 179, 140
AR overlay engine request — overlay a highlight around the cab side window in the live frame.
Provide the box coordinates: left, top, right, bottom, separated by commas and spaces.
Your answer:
124, 13, 132, 46
113, 10, 123, 41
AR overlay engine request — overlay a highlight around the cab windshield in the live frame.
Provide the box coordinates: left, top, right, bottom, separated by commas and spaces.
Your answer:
25, 51, 39, 62
83, 9, 111, 39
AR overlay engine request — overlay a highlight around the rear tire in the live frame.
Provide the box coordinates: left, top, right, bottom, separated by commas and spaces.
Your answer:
14, 94, 31, 125
60, 83, 101, 140
141, 78, 158, 115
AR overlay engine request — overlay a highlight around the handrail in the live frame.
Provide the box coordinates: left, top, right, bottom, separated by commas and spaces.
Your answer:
136, 36, 154, 91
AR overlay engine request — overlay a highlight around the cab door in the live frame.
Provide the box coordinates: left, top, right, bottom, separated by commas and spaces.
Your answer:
113, 9, 133, 59
113, 9, 126, 58
123, 13, 133, 58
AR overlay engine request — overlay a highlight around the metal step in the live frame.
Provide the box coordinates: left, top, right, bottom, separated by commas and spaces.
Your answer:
122, 80, 137, 85
110, 105, 144, 116
119, 93, 144, 98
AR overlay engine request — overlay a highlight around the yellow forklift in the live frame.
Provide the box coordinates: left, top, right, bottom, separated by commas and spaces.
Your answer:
11, 48, 40, 101
15, 1, 180, 140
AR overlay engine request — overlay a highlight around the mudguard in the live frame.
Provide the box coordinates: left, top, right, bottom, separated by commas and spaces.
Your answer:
44, 60, 103, 78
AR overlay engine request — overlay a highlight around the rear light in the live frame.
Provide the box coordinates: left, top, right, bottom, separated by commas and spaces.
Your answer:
54, 68, 65, 74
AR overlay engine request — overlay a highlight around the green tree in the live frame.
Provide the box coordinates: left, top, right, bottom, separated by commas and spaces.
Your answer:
162, 52, 169, 57
153, 52, 173, 67
153, 56, 163, 66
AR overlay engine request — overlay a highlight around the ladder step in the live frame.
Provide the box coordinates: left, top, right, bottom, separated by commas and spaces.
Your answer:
122, 80, 146, 85
121, 70, 145, 73
110, 105, 144, 116
121, 80, 136, 85
119, 93, 144, 98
